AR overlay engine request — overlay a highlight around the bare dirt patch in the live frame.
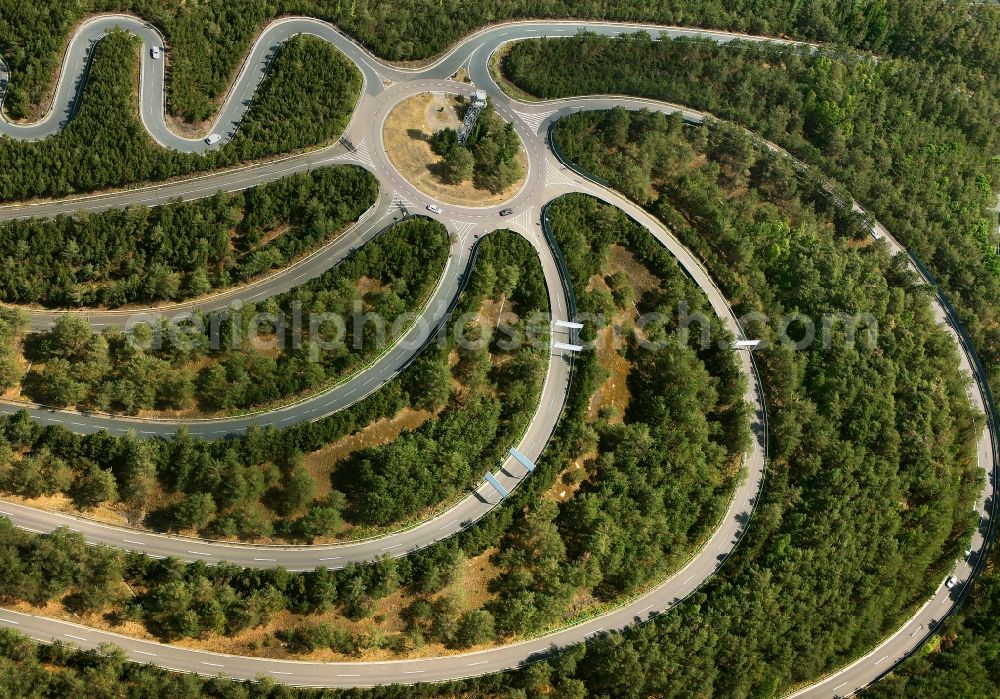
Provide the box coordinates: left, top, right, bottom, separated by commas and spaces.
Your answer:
383, 92, 526, 206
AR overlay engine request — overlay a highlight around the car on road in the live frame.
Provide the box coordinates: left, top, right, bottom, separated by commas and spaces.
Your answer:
499, 208, 514, 216
426, 204, 442, 214
204, 133, 222, 145
945, 575, 960, 589
150, 46, 161, 60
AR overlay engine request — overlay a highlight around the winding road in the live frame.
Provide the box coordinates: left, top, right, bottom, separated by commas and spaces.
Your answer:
0, 16, 994, 698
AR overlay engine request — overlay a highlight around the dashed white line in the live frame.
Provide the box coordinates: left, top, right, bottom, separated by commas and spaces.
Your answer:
64, 634, 88, 641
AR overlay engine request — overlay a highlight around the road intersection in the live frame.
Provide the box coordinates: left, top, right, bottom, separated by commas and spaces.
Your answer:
0, 17, 994, 697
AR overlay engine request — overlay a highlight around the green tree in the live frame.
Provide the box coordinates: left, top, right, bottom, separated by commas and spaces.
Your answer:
172, 492, 217, 531
452, 609, 496, 648
70, 462, 118, 509
442, 146, 476, 184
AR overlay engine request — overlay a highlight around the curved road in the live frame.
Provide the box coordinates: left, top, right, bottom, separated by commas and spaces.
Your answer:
0, 17, 993, 698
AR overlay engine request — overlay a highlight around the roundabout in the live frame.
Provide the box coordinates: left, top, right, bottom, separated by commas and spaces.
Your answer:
0, 16, 994, 699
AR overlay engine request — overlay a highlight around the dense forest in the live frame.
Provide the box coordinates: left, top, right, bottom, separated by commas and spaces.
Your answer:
0, 31, 361, 201
2, 1, 1000, 123
0, 213, 750, 655
17, 216, 448, 414
0, 230, 552, 646
476, 193, 748, 637
0, 228, 545, 543
530, 109, 982, 694
501, 32, 1000, 388
0, 166, 377, 307
0, 2, 998, 694
335, 230, 548, 528
865, 561, 1000, 697
0, 109, 985, 692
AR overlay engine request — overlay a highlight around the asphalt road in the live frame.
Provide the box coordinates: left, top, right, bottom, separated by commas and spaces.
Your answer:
0, 17, 994, 698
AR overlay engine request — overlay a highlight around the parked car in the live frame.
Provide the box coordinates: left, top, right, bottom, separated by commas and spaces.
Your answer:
426, 204, 442, 214
204, 133, 222, 145
499, 208, 514, 216
150, 46, 161, 60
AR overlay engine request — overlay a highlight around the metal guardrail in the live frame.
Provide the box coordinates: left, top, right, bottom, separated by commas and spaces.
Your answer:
539, 202, 578, 323
547, 120, 612, 189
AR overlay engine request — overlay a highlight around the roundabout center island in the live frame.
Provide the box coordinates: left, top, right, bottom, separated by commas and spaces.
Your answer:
382, 91, 527, 207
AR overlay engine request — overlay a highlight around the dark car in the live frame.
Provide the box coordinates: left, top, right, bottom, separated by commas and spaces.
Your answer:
499, 208, 514, 216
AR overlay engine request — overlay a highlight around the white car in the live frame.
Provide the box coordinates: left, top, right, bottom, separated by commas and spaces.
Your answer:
150, 46, 161, 60
945, 575, 959, 590
426, 204, 442, 215
204, 133, 222, 145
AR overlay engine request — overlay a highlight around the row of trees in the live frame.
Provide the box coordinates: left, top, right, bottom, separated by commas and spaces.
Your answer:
0, 166, 377, 307
0, 32, 361, 202
20, 216, 450, 415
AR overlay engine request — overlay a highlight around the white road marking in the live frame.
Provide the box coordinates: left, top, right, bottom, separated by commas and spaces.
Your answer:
511, 108, 556, 133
